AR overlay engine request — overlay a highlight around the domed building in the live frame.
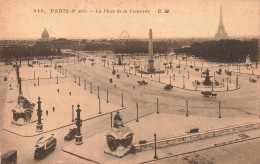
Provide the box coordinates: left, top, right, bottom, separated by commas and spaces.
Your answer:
41, 28, 49, 40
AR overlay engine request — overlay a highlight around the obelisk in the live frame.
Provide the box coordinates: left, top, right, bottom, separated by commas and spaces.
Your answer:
147, 29, 155, 73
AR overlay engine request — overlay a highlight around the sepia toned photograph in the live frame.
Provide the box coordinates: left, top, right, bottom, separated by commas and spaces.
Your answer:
0, 0, 259, 163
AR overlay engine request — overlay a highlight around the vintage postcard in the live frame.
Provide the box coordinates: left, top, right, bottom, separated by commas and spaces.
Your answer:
0, 0, 259, 163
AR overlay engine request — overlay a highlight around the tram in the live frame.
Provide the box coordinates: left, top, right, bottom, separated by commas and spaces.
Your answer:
34, 134, 57, 159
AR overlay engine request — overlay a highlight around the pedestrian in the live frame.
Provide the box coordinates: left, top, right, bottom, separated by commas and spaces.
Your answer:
57, 89, 59, 93
46, 110, 48, 116
53, 107, 55, 112
133, 86, 135, 90
69, 92, 71, 96
114, 84, 116, 88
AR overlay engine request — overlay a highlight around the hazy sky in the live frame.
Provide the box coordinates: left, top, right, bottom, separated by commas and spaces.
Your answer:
0, 0, 259, 39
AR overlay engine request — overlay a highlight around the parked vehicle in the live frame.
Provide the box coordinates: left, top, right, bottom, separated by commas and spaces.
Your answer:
112, 70, 116, 75
137, 80, 148, 85
164, 84, 173, 91
249, 78, 256, 83
185, 126, 199, 133
34, 134, 57, 160
64, 128, 77, 141
1, 150, 17, 164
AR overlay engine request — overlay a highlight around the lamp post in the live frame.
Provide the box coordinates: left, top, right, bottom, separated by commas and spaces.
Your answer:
186, 100, 189, 117
36, 97, 43, 132
121, 93, 124, 107
157, 98, 159, 114
98, 86, 100, 98
107, 90, 109, 103
236, 76, 238, 88
18, 78, 22, 95
183, 76, 185, 89
72, 105, 74, 122
136, 103, 139, 122
99, 98, 101, 114
227, 77, 229, 91
154, 133, 158, 159
75, 104, 83, 145
111, 112, 113, 128
219, 101, 222, 118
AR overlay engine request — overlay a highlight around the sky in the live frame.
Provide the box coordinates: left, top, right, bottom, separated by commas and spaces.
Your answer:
0, 0, 259, 39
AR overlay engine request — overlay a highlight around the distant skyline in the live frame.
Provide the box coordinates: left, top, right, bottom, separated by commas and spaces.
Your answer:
0, 0, 259, 40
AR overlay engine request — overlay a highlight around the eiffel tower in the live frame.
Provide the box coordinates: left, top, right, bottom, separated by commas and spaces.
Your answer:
214, 6, 228, 40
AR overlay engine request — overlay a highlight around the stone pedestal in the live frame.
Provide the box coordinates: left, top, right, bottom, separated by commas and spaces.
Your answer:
75, 135, 83, 145
104, 126, 134, 158
36, 123, 43, 132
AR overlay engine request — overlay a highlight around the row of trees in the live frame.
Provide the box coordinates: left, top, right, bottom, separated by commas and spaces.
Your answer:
112, 40, 170, 54
83, 39, 183, 54
0, 45, 62, 60
175, 39, 259, 62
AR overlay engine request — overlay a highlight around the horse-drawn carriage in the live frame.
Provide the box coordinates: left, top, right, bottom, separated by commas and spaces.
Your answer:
64, 128, 77, 141
112, 70, 116, 75
216, 68, 222, 74
225, 70, 232, 76
164, 84, 173, 91
201, 91, 217, 97
249, 78, 256, 83
137, 80, 148, 85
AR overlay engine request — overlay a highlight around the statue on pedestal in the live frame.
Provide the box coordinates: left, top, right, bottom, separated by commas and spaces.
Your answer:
12, 96, 35, 125
104, 111, 134, 158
